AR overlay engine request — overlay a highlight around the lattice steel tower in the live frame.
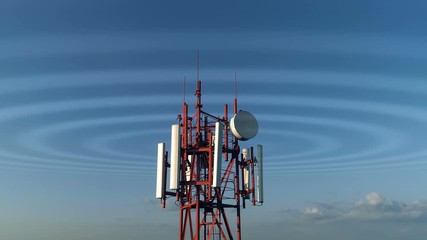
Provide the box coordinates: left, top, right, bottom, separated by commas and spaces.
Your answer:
156, 76, 263, 240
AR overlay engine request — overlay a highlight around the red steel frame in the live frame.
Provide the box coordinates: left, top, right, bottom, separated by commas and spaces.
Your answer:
160, 80, 257, 240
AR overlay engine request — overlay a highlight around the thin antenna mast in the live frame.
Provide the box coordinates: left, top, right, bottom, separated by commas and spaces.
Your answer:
234, 72, 238, 115
183, 76, 186, 103
196, 49, 200, 82
234, 72, 238, 99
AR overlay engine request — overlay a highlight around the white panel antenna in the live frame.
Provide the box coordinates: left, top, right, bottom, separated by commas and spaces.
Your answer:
156, 143, 165, 199
242, 148, 250, 160
242, 148, 251, 195
170, 124, 181, 190
213, 121, 223, 187
256, 144, 264, 204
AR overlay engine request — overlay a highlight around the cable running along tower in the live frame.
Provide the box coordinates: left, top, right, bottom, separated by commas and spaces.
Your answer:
156, 59, 263, 240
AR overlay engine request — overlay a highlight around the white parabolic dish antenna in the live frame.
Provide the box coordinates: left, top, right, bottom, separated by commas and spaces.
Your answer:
230, 111, 258, 141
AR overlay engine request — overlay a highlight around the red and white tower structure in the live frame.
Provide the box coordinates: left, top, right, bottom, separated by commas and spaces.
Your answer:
156, 73, 263, 240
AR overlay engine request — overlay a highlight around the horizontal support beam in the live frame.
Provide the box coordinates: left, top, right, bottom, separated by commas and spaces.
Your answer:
180, 180, 211, 186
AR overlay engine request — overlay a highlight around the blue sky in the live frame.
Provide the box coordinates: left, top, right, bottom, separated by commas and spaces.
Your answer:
1, 1, 427, 239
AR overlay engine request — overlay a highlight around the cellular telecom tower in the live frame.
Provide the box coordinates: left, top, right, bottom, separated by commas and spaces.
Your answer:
156, 59, 263, 240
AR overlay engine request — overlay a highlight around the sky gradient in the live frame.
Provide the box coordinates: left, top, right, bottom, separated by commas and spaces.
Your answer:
1, 1, 427, 239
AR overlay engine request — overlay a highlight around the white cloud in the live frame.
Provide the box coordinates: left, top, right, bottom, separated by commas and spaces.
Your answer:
358, 192, 385, 206
305, 206, 321, 215
286, 192, 427, 223
299, 202, 343, 222
347, 192, 422, 221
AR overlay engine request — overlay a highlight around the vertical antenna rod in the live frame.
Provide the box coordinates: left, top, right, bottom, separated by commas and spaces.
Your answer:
197, 49, 200, 82
183, 76, 186, 103
195, 50, 202, 133
234, 72, 238, 115
234, 72, 237, 99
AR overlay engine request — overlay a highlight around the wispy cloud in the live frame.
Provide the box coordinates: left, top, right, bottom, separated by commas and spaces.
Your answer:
346, 192, 427, 221
285, 192, 427, 223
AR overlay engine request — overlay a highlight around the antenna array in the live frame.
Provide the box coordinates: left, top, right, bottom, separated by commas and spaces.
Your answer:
156, 68, 263, 240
